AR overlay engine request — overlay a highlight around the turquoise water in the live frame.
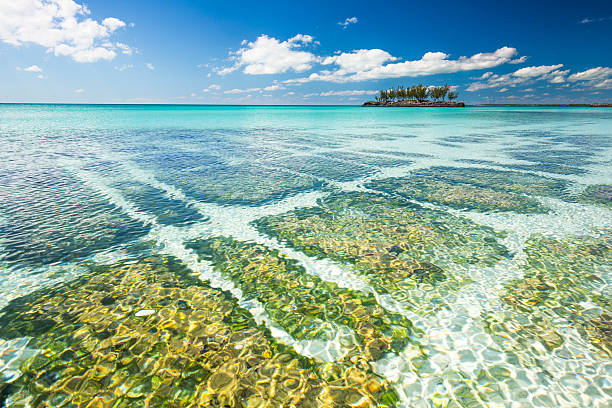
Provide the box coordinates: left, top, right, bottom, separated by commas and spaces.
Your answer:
0, 104, 611, 407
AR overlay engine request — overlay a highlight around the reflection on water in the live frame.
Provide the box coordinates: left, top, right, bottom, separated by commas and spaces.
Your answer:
0, 105, 611, 407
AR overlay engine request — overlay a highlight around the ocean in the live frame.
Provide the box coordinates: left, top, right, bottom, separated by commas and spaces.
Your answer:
0, 104, 611, 407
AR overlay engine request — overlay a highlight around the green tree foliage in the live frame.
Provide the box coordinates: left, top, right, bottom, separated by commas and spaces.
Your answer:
375, 84, 459, 103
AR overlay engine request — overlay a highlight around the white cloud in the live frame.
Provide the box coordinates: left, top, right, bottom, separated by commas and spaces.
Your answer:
513, 64, 563, 78
223, 87, 261, 94
593, 79, 612, 89
567, 67, 612, 89
114, 64, 132, 71
146, 63, 155, 70
0, 0, 130, 62
287, 46, 519, 83
263, 84, 285, 91
508, 56, 528, 64
217, 34, 318, 75
579, 16, 612, 24
102, 17, 125, 32
567, 67, 612, 82
319, 90, 378, 96
338, 17, 358, 29
24, 64, 42, 72
549, 75, 566, 84
498, 88, 508, 92
467, 64, 568, 91
74, 88, 84, 93
115, 42, 133, 55
37, 74, 45, 79
477, 71, 493, 79
202, 84, 221, 92
322, 49, 397, 72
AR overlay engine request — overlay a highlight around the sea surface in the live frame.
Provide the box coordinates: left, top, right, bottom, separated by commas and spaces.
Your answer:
0, 104, 611, 407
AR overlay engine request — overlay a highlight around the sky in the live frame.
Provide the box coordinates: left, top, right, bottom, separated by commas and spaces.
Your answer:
1, 0, 612, 104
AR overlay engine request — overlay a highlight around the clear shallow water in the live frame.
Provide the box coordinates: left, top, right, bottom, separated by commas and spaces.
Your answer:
0, 104, 611, 407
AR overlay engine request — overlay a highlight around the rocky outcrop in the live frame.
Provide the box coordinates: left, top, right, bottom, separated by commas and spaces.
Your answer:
362, 100, 465, 107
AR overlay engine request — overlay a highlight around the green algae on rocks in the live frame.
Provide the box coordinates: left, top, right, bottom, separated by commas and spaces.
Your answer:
0, 256, 398, 408
494, 232, 612, 358
406, 166, 571, 199
186, 236, 421, 361
575, 185, 612, 208
366, 174, 549, 214
253, 192, 511, 313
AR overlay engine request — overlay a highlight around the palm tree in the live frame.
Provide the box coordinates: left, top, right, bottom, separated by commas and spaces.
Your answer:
447, 91, 459, 102
413, 84, 428, 102
441, 84, 450, 102
428, 86, 438, 102
397, 86, 406, 100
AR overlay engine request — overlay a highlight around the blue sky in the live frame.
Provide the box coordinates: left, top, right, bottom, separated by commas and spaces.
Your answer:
1, 0, 611, 104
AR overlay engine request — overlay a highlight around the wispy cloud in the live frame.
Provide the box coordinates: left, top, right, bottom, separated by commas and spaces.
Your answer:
0, 0, 131, 62
466, 64, 567, 91
202, 84, 221, 92
338, 17, 358, 29
146, 63, 155, 70
579, 16, 612, 24
568, 67, 612, 89
319, 90, 378, 96
223, 87, 261, 94
74, 88, 85, 93
115, 64, 133, 71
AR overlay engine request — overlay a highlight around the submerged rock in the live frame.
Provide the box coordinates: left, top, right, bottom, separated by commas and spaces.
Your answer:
407, 166, 572, 199
0, 256, 398, 407
495, 232, 612, 358
575, 184, 612, 208
367, 173, 549, 213
186, 236, 421, 361
254, 191, 510, 314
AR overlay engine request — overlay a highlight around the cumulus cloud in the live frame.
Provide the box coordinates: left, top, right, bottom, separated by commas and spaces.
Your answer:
217, 34, 318, 75
338, 17, 358, 29
286, 46, 519, 83
24, 64, 42, 72
508, 56, 528, 64
0, 0, 131, 62
567, 67, 612, 82
466, 64, 568, 91
513, 64, 563, 78
567, 67, 612, 89
593, 79, 612, 89
322, 49, 397, 72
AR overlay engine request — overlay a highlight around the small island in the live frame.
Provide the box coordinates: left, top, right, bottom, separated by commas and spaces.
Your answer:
363, 84, 464, 107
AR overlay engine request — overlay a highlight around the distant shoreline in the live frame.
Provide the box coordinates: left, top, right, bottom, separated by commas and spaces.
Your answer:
467, 103, 612, 107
